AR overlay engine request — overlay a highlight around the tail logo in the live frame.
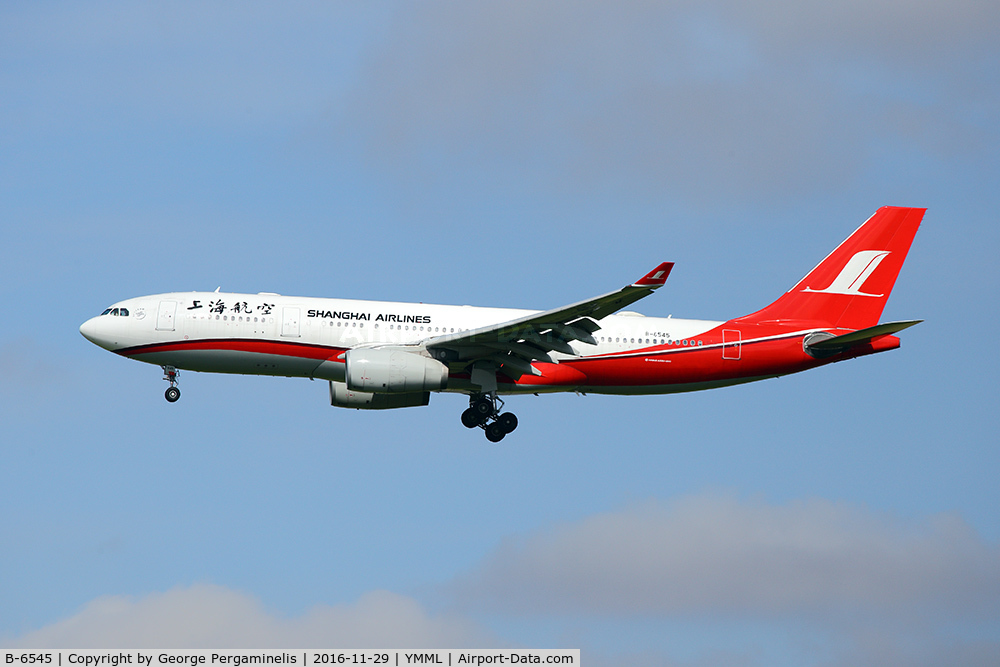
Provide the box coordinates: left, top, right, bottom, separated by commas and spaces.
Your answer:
802, 250, 890, 297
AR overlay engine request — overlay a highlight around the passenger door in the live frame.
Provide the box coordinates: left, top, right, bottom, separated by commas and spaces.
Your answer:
156, 300, 177, 331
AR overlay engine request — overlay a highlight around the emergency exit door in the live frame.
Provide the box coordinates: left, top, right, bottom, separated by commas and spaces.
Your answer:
281, 307, 301, 337
723, 329, 741, 360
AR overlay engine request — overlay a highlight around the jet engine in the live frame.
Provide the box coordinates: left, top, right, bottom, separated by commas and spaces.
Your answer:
329, 381, 430, 410
345, 348, 449, 393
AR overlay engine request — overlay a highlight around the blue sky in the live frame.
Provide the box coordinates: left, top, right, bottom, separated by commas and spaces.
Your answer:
2, 2, 998, 665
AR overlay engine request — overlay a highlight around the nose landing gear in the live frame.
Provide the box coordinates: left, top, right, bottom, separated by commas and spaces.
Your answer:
461, 393, 518, 442
162, 366, 180, 403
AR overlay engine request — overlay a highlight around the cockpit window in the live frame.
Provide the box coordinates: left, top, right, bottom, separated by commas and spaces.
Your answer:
100, 307, 128, 316
119, 307, 129, 316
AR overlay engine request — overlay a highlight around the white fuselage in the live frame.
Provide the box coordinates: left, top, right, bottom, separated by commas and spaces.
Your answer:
81, 290, 722, 394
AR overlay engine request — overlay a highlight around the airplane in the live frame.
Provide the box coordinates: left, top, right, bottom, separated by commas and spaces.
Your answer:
80, 206, 924, 442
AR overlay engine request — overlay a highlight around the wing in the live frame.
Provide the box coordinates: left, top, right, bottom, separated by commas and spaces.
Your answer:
424, 262, 673, 379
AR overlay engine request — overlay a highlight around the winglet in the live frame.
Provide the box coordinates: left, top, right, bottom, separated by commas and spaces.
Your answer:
632, 262, 674, 288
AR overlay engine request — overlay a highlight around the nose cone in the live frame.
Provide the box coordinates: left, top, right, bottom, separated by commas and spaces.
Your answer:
80, 316, 113, 350
80, 316, 99, 343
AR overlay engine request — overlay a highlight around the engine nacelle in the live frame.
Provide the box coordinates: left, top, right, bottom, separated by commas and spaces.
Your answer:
329, 381, 430, 410
345, 348, 449, 393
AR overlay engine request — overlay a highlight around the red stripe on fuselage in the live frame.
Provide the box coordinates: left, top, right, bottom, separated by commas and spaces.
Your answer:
116, 327, 895, 392
117, 338, 344, 361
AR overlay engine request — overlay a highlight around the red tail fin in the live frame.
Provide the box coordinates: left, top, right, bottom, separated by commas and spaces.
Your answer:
738, 206, 924, 330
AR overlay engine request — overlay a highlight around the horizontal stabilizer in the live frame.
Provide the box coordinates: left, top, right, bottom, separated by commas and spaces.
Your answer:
806, 320, 922, 352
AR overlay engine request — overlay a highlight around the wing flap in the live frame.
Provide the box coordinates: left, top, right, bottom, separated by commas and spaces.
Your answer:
494, 354, 542, 378
479, 340, 556, 363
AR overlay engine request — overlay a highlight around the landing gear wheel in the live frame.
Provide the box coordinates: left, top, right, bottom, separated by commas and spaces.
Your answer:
472, 397, 493, 419
461, 407, 482, 429
498, 412, 518, 433
162, 366, 180, 403
485, 422, 506, 442
466, 392, 515, 442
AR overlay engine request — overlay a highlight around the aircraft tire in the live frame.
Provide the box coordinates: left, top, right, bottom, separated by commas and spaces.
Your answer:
498, 412, 518, 433
472, 397, 494, 418
485, 423, 506, 442
461, 408, 481, 428
165, 386, 181, 403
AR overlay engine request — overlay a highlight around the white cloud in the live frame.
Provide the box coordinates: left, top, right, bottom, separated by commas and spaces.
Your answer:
438, 493, 1000, 665
6, 497, 998, 666
447, 494, 1000, 620
721, 0, 1000, 64
5, 2, 996, 204
2, 587, 497, 649
340, 1, 999, 203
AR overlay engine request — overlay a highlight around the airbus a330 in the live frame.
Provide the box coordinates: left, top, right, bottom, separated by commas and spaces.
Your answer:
80, 206, 923, 441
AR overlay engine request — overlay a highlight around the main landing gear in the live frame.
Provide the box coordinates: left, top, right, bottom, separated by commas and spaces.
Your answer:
461, 393, 518, 442
162, 365, 181, 403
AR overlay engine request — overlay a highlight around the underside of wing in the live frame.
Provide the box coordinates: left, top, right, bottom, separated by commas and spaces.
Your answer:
424, 262, 673, 382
